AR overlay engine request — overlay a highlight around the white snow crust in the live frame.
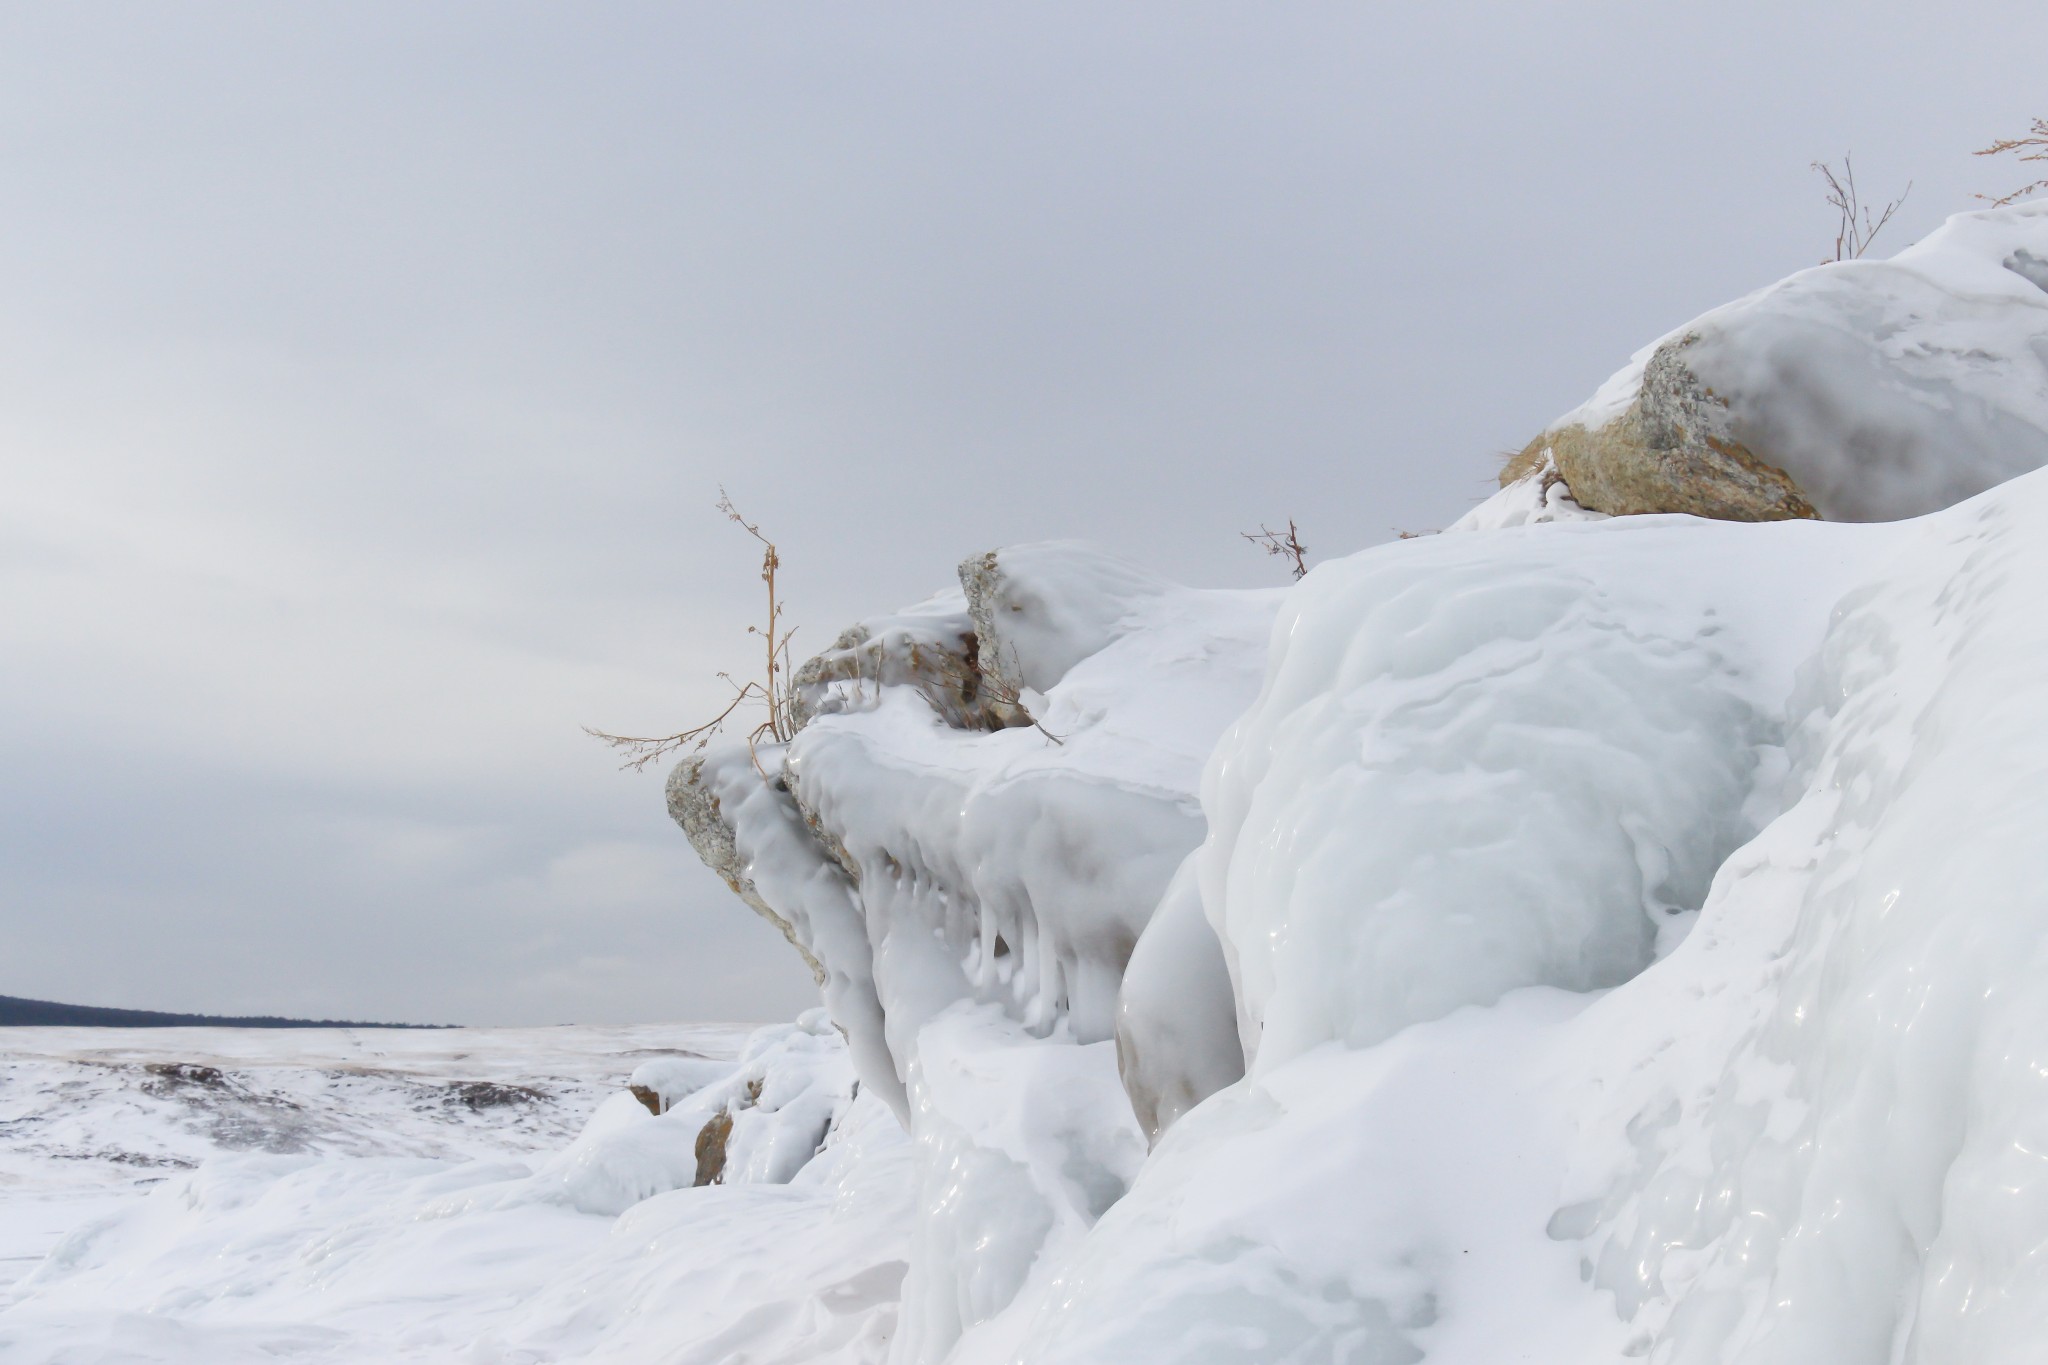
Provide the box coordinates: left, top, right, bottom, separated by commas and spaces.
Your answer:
16, 201, 2048, 1364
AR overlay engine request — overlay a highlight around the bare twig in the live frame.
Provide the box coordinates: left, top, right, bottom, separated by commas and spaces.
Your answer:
583, 677, 765, 772
1241, 519, 1309, 580
585, 491, 802, 773
978, 648, 1064, 746
1975, 117, 2048, 207
1813, 155, 1911, 263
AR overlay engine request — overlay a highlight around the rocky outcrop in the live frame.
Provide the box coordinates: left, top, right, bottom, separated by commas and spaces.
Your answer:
667, 542, 1279, 1139
787, 612, 1028, 735
1502, 333, 1819, 522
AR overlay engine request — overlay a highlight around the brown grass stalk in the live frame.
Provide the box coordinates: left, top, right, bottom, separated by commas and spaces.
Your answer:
585, 490, 801, 774
1975, 117, 2048, 207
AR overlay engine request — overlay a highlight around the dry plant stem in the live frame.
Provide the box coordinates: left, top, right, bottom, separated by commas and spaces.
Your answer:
582, 677, 765, 772
584, 490, 802, 774
1812, 155, 1911, 263
1975, 118, 2048, 207
1242, 519, 1309, 580
719, 490, 797, 746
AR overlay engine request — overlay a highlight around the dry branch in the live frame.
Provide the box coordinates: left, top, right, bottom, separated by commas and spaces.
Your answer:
1242, 519, 1309, 580
1975, 117, 2048, 207
1812, 155, 1910, 263
585, 489, 802, 773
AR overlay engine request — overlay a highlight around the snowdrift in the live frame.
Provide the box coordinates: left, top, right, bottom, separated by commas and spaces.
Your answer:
9, 201, 2048, 1364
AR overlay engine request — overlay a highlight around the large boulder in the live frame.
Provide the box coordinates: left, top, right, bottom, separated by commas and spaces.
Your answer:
1507, 201, 2048, 522
1502, 332, 1818, 522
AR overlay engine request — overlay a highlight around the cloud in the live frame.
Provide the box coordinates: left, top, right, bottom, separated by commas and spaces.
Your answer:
1, 1, 2042, 1022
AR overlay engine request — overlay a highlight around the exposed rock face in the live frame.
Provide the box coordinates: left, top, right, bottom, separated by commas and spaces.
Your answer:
668, 754, 828, 987
955, 543, 1171, 694
958, 550, 1032, 702
787, 613, 1027, 735
691, 1077, 763, 1187
692, 1108, 733, 1186
1503, 334, 1819, 522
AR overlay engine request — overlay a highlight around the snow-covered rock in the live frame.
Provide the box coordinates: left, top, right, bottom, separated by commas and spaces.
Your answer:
667, 541, 1280, 1340
644, 200, 2048, 1365
1201, 508, 1884, 1076
526, 1010, 856, 1216
1507, 201, 2048, 522
671, 543, 1279, 1118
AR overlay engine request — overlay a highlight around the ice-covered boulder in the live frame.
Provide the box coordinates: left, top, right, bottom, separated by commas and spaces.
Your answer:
786, 591, 1028, 735
525, 1012, 856, 1216
668, 542, 1279, 1341
1200, 508, 1873, 1076
670, 543, 1279, 1122
1505, 200, 2048, 522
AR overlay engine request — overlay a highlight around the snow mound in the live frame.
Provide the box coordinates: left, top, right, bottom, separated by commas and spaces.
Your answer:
1551, 472, 2048, 1361
1201, 510, 1887, 1075
894, 1006, 1145, 1364
525, 1010, 854, 1215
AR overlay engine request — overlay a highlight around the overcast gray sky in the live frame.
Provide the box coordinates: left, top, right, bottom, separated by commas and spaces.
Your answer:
2, 3, 2041, 1025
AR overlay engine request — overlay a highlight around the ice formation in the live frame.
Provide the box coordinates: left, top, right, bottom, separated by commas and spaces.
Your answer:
11, 201, 2048, 1364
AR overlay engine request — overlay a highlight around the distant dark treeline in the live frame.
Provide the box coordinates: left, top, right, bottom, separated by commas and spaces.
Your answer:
0, 994, 447, 1029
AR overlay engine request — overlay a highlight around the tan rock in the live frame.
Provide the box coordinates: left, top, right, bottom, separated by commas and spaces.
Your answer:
1505, 334, 1818, 523
691, 1077, 763, 1187
693, 1108, 733, 1186
787, 616, 1028, 735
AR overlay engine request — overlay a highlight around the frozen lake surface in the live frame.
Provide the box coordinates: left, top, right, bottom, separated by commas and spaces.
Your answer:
0, 1022, 756, 1356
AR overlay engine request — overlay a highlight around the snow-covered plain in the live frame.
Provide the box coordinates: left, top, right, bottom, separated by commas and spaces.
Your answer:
10, 201, 2048, 1363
